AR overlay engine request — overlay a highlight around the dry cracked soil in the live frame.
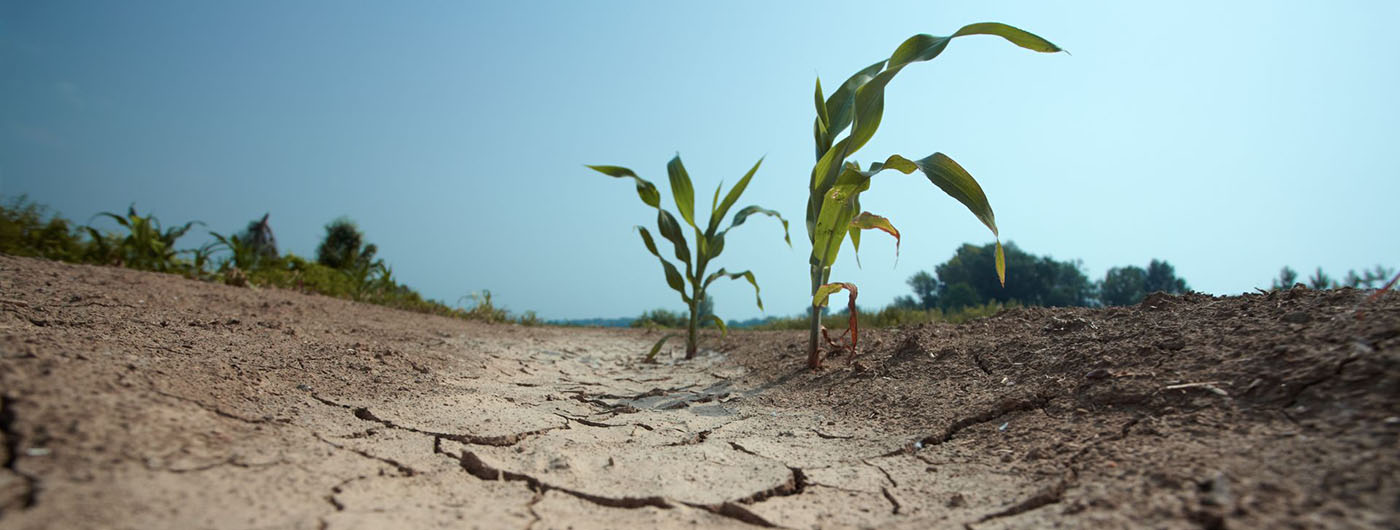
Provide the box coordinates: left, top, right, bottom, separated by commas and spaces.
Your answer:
0, 254, 1398, 529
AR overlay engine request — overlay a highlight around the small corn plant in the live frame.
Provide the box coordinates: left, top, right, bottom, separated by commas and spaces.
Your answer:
805, 23, 1064, 369
89, 205, 201, 273
590, 155, 790, 360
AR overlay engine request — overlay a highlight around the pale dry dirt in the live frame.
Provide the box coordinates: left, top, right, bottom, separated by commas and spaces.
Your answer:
0, 254, 1397, 529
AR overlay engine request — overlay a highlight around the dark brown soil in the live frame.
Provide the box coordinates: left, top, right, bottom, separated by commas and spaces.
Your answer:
1, 254, 1397, 529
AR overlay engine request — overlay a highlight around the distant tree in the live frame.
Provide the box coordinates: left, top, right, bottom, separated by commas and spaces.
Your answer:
891, 295, 921, 310
1308, 267, 1334, 289
907, 271, 940, 309
1144, 259, 1189, 294
1099, 265, 1147, 306
238, 213, 278, 262
925, 242, 1094, 310
316, 217, 377, 271
940, 282, 983, 311
1346, 265, 1396, 289
1271, 266, 1299, 290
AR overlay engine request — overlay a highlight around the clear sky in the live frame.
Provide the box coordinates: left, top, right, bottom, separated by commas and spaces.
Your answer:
3, 1, 1398, 321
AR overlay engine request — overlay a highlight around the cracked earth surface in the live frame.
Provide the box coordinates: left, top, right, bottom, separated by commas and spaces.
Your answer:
1, 254, 1398, 529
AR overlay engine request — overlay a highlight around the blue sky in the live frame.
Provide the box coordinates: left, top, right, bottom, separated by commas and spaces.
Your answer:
3, 1, 1398, 320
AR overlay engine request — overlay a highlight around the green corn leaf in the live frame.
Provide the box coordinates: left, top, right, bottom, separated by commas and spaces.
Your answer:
914, 153, 998, 237
850, 211, 901, 263
811, 181, 860, 265
666, 155, 697, 229
655, 209, 692, 267
645, 333, 682, 363
708, 158, 764, 236
724, 205, 791, 246
823, 61, 885, 144
995, 239, 1006, 287
707, 232, 726, 259
587, 165, 662, 208
710, 181, 722, 217
708, 315, 729, 339
814, 78, 831, 155
637, 226, 691, 303
952, 22, 1063, 53
703, 268, 764, 311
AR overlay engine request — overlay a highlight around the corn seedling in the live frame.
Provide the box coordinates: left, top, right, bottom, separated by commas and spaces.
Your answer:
805, 24, 1063, 369
590, 155, 790, 360
89, 206, 201, 273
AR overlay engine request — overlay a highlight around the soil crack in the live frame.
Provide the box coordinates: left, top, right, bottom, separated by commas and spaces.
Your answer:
965, 478, 1068, 528
445, 443, 797, 528
886, 393, 1051, 456
313, 433, 417, 476
312, 394, 563, 447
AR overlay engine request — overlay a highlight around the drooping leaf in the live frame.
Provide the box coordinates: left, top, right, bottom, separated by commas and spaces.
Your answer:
636, 227, 691, 303
914, 153, 998, 237
703, 268, 764, 311
952, 22, 1063, 53
707, 315, 729, 339
724, 205, 791, 247
666, 155, 697, 229
995, 239, 1007, 287
587, 165, 661, 208
850, 211, 901, 263
645, 333, 682, 363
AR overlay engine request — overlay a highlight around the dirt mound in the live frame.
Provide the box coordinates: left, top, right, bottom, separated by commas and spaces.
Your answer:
1, 254, 1397, 528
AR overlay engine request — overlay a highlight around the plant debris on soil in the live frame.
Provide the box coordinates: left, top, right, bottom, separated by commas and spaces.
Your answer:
1, 254, 1397, 529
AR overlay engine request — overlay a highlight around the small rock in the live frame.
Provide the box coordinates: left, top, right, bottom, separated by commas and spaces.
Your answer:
1156, 337, 1187, 351
946, 492, 966, 508
1281, 311, 1311, 324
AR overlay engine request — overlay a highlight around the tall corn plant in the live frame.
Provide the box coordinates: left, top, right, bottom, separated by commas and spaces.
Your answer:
590, 155, 790, 360
806, 23, 1063, 369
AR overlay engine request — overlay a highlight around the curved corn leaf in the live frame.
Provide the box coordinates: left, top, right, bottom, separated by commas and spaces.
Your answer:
850, 211, 900, 264
952, 22, 1063, 53
707, 232, 726, 259
723, 205, 791, 247
710, 181, 722, 217
655, 209, 692, 268
813, 78, 830, 155
914, 153, 997, 237
666, 156, 697, 229
708, 315, 728, 339
703, 268, 764, 311
995, 239, 1006, 287
587, 165, 661, 208
707, 158, 764, 236
637, 226, 691, 303
645, 333, 682, 363
821, 61, 885, 150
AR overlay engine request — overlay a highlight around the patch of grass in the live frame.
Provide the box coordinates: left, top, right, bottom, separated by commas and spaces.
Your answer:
0, 195, 536, 325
